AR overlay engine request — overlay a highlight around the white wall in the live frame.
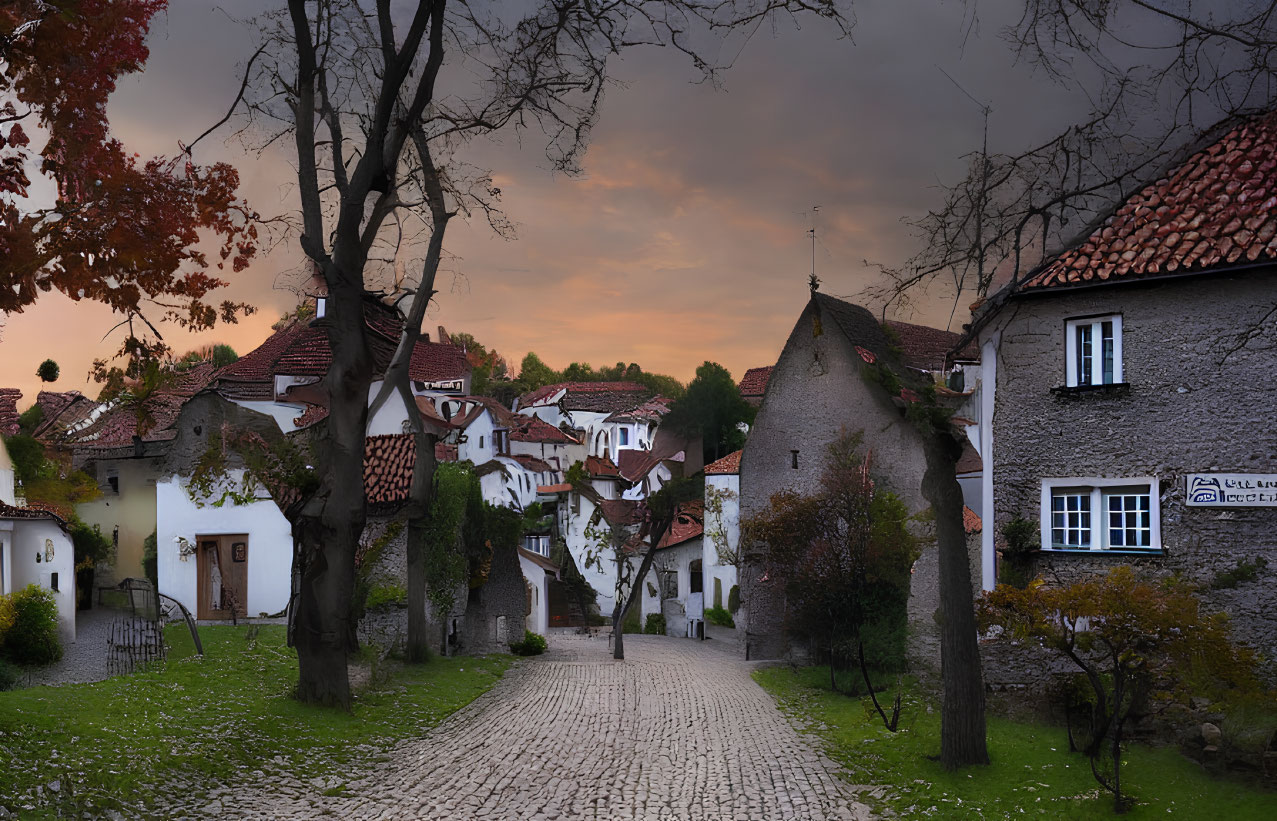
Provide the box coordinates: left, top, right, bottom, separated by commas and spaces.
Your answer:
704, 473, 739, 612
518, 554, 549, 635
1, 519, 76, 642
156, 471, 293, 618
0, 437, 15, 505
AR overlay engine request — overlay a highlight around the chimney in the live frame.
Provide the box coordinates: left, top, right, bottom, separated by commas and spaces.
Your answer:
437, 326, 451, 346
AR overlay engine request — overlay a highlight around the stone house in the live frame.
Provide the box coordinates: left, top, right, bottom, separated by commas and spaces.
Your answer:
968, 109, 1277, 667
738, 290, 964, 660
737, 367, 772, 407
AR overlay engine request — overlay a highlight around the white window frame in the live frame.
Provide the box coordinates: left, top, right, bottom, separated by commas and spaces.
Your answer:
1039, 477, 1161, 552
1065, 314, 1123, 387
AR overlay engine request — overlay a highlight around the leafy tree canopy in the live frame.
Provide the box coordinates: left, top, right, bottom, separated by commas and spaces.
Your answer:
663, 361, 754, 462
0, 1, 258, 372
35, 359, 59, 383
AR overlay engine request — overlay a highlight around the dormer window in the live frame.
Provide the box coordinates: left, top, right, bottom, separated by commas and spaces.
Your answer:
618, 428, 629, 447
1065, 315, 1122, 387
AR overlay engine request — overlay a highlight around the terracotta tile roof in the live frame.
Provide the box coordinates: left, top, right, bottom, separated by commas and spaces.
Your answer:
963, 506, 982, 535
605, 396, 671, 423
72, 363, 218, 450
293, 403, 329, 429
704, 450, 742, 475
0, 499, 69, 530
885, 320, 963, 372
213, 299, 470, 399
598, 498, 643, 526
510, 415, 578, 444
363, 434, 415, 507
537, 482, 572, 494
0, 388, 21, 437
738, 366, 773, 397
435, 442, 458, 462
1023, 110, 1277, 290
657, 500, 704, 549
518, 382, 652, 412
33, 390, 97, 439
585, 454, 621, 478
955, 441, 983, 475
617, 449, 667, 483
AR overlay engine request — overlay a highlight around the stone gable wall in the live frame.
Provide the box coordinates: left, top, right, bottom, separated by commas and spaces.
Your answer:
983, 267, 1277, 680
739, 299, 931, 660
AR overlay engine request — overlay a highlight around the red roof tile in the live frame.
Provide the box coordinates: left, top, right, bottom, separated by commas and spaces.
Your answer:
737, 366, 773, 397
585, 454, 621, 478
293, 403, 329, 429
363, 434, 416, 507
0, 499, 69, 530
72, 363, 218, 450
1024, 110, 1277, 290
605, 396, 671, 423
963, 506, 982, 535
518, 382, 652, 412
537, 482, 572, 494
885, 320, 963, 372
510, 415, 578, 444
435, 442, 458, 462
0, 388, 21, 437
657, 500, 704, 548
704, 450, 742, 475
598, 498, 643, 526
214, 300, 470, 399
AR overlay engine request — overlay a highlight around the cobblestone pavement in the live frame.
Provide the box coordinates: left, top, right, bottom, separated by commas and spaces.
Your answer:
210, 633, 876, 820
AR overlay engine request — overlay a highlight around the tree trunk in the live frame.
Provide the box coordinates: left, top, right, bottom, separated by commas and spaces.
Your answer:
405, 430, 438, 663
292, 275, 374, 709
922, 432, 990, 769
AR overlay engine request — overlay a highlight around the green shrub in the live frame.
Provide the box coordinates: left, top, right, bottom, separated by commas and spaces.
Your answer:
3, 584, 63, 666
71, 519, 114, 570
509, 630, 547, 656
0, 658, 20, 691
365, 583, 408, 610
704, 606, 735, 627
998, 515, 1038, 588
643, 613, 667, 634
728, 584, 740, 614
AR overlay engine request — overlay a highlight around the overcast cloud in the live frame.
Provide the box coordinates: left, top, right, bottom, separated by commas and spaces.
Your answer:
0, 0, 1098, 401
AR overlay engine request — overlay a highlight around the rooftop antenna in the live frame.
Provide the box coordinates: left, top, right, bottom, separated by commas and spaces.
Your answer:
808, 205, 821, 292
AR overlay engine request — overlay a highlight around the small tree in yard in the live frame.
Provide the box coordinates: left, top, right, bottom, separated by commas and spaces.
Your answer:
980, 566, 1262, 813
746, 429, 919, 731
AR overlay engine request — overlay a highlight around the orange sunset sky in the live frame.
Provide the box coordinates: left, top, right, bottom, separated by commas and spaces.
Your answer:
0, 1, 1092, 405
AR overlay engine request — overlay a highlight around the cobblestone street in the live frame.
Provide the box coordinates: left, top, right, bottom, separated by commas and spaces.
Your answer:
210, 633, 875, 820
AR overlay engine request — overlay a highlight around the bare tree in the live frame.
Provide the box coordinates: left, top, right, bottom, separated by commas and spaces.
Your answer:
224, 0, 854, 707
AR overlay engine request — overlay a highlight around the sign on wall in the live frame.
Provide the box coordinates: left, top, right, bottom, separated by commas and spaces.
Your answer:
1186, 474, 1277, 507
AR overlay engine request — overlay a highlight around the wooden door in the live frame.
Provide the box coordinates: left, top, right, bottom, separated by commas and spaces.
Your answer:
196, 534, 248, 619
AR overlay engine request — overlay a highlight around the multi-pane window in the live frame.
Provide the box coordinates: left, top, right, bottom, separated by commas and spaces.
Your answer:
1106, 491, 1151, 548
1065, 315, 1122, 387
1050, 490, 1092, 548
1044, 480, 1158, 551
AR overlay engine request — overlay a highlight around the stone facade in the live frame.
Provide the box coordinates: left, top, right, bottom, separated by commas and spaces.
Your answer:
460, 538, 527, 653
739, 293, 931, 659
980, 266, 1277, 676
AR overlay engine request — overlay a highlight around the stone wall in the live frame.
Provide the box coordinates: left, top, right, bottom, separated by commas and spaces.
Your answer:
739, 298, 930, 659
460, 539, 527, 653
983, 267, 1277, 673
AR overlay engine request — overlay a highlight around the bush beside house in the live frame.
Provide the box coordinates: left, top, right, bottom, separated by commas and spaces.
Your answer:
0, 585, 63, 667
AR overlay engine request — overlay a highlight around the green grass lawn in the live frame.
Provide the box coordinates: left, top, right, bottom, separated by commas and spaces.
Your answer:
754, 665, 1277, 819
0, 624, 510, 818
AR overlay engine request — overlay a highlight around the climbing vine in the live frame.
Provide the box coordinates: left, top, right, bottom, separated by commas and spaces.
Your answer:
703, 484, 739, 568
